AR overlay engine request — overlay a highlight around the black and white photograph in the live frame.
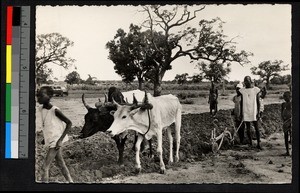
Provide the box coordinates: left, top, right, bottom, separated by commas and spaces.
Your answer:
34, 4, 293, 184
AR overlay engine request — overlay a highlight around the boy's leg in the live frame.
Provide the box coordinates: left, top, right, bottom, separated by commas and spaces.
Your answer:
41, 148, 58, 183
253, 121, 262, 150
245, 122, 252, 146
284, 131, 290, 156
55, 148, 73, 183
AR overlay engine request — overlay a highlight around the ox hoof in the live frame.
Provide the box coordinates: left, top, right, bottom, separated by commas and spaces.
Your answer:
168, 160, 173, 165
159, 169, 165, 174
175, 157, 180, 163
135, 168, 141, 174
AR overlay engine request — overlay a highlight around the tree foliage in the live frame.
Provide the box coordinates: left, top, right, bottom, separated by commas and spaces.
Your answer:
85, 74, 97, 85
65, 71, 82, 85
270, 74, 292, 85
198, 62, 231, 83
139, 5, 252, 96
250, 60, 289, 88
106, 24, 155, 89
189, 74, 203, 83
174, 73, 189, 84
35, 33, 75, 85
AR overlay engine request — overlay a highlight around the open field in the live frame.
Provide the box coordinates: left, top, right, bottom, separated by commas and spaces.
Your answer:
35, 86, 292, 184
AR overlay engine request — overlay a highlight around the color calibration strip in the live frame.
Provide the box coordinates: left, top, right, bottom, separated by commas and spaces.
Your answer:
5, 6, 30, 159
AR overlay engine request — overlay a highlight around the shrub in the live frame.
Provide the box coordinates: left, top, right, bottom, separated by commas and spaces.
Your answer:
180, 98, 194, 104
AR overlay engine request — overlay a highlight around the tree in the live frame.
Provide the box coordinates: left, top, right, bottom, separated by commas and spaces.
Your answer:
174, 73, 189, 84
189, 74, 203, 83
65, 71, 82, 85
198, 61, 231, 83
106, 24, 154, 90
250, 60, 289, 89
35, 33, 75, 85
85, 74, 97, 85
140, 5, 252, 96
36, 65, 53, 84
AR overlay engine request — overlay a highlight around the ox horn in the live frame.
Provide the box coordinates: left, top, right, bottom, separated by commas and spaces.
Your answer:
82, 94, 92, 110
132, 93, 138, 105
104, 94, 108, 103
141, 91, 153, 110
112, 98, 121, 107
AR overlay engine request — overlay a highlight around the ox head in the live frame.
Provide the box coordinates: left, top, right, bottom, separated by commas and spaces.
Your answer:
106, 91, 153, 137
80, 93, 121, 138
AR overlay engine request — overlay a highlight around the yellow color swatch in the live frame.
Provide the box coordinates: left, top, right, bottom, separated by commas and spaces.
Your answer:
6, 45, 12, 83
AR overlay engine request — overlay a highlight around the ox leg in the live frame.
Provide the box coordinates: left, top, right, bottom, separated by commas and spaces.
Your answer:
175, 109, 182, 163
167, 127, 174, 164
135, 134, 144, 174
112, 135, 126, 165
157, 129, 166, 174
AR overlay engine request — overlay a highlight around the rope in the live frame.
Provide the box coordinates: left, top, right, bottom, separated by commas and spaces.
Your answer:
143, 109, 151, 136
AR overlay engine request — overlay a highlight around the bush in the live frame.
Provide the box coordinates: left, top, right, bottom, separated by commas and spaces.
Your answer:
180, 98, 194, 104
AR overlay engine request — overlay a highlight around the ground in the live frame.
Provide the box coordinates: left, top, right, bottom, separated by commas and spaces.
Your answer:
35, 92, 292, 184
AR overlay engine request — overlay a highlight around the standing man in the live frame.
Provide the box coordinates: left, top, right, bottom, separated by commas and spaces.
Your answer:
239, 76, 262, 150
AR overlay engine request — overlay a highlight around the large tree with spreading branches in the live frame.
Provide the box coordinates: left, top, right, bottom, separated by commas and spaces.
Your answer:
139, 5, 252, 96
35, 33, 75, 85
251, 60, 289, 89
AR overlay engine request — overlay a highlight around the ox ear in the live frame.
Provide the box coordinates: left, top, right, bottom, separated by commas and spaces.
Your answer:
110, 110, 116, 116
129, 107, 140, 116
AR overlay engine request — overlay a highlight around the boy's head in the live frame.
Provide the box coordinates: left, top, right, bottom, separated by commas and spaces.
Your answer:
244, 76, 252, 88
36, 86, 53, 104
283, 91, 291, 102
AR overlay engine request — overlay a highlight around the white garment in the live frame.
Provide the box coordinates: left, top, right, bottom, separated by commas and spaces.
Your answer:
239, 87, 260, 121
39, 106, 68, 148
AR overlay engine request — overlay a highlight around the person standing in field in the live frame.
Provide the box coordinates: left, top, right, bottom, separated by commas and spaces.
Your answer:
36, 86, 73, 183
239, 76, 262, 150
208, 82, 219, 116
281, 91, 292, 156
232, 83, 245, 144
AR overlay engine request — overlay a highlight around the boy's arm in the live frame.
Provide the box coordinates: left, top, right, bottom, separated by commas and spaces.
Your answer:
256, 93, 261, 119
55, 109, 72, 149
281, 103, 284, 120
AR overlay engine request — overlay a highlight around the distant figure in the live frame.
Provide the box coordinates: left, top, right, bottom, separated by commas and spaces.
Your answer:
258, 86, 267, 119
239, 76, 262, 150
36, 86, 73, 183
281, 91, 292, 156
208, 82, 218, 116
232, 83, 245, 144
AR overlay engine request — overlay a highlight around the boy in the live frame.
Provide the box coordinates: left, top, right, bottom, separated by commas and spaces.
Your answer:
281, 91, 292, 156
36, 86, 73, 183
232, 83, 245, 144
239, 76, 262, 150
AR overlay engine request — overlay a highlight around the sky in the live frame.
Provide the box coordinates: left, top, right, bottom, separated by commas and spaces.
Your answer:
36, 4, 291, 82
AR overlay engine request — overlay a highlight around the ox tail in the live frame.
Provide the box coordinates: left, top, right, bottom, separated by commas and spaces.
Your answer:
174, 103, 182, 162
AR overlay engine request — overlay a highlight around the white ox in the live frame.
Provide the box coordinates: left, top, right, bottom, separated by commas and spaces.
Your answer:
106, 92, 182, 174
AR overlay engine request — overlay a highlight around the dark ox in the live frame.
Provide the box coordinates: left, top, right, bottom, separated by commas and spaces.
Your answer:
80, 87, 151, 164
